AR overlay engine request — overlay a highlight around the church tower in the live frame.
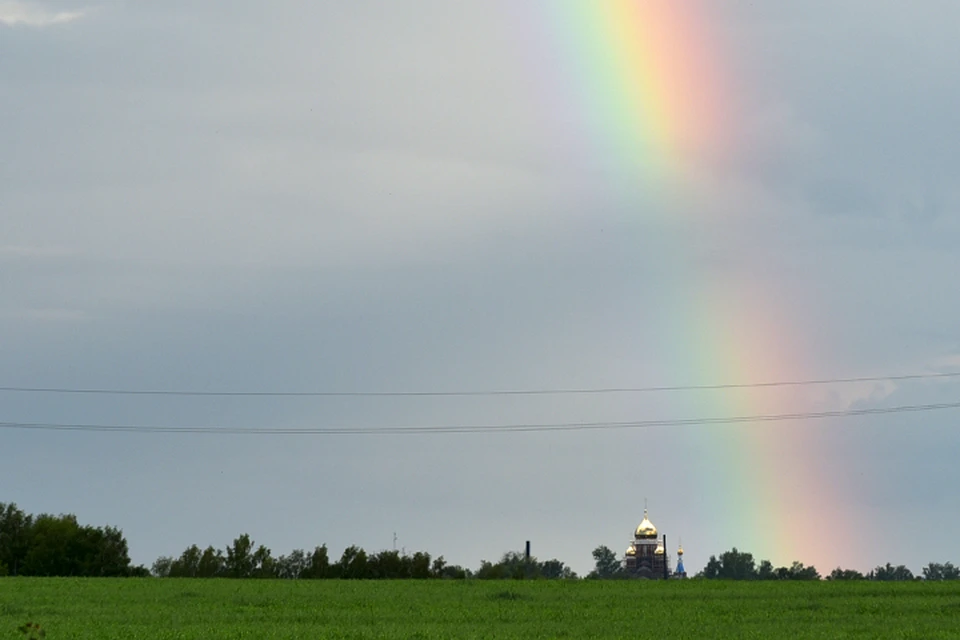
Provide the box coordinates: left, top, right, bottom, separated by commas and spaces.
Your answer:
675, 542, 686, 578
624, 508, 668, 578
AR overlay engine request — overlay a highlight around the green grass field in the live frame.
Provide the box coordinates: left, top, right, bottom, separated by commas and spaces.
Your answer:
2, 578, 960, 639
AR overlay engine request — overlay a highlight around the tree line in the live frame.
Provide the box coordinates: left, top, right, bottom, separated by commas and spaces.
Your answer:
692, 547, 958, 582
4, 502, 958, 581
0, 502, 147, 577
152, 537, 578, 580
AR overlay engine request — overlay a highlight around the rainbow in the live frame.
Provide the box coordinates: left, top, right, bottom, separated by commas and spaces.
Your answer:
516, 1, 852, 570
521, 0, 735, 196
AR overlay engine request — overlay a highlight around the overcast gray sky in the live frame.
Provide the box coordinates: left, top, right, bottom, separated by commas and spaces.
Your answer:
2, 0, 958, 576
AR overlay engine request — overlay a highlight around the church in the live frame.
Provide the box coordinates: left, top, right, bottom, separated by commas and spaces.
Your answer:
624, 508, 686, 579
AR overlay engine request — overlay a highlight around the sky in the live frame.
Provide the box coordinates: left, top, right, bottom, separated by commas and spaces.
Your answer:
2, 0, 959, 577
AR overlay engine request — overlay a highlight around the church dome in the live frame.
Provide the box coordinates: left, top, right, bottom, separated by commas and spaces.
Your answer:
677, 545, 684, 556
634, 509, 658, 539
625, 545, 636, 557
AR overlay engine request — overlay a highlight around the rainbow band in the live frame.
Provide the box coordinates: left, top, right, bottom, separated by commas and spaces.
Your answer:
539, 0, 730, 184
521, 1, 849, 569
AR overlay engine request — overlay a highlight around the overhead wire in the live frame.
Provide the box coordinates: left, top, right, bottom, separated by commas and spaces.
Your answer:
2, 399, 958, 435
0, 371, 958, 398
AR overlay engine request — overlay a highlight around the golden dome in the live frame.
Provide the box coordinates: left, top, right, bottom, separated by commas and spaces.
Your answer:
677, 545, 684, 556
654, 540, 665, 555
634, 509, 658, 539
625, 545, 637, 557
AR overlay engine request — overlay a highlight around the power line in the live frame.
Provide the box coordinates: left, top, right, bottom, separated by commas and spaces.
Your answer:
0, 371, 957, 398
2, 400, 958, 435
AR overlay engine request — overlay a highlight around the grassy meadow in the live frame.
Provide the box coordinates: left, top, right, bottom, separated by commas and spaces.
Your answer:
2, 578, 960, 639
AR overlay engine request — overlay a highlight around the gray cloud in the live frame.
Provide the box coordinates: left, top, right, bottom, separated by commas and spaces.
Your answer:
1, 1, 959, 576
0, 1, 86, 27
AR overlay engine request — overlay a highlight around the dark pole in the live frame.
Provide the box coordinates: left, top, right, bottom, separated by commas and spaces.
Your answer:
525, 541, 532, 579
663, 535, 668, 580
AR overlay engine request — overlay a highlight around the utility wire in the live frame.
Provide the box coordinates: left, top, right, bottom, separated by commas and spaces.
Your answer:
0, 371, 958, 398
2, 400, 958, 435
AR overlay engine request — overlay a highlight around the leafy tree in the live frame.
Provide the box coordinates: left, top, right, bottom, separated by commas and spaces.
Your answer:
474, 551, 574, 580
304, 545, 332, 579
786, 561, 820, 580
197, 546, 225, 578
476, 559, 506, 579
171, 544, 202, 578
435, 560, 468, 579
868, 563, 914, 581
541, 558, 577, 579
21, 514, 83, 576
0, 504, 127, 577
152, 556, 173, 577
368, 550, 406, 579
475, 552, 534, 579
829, 567, 865, 580
226, 534, 255, 578
722, 548, 758, 580
88, 526, 133, 577
0, 503, 33, 576
757, 560, 776, 580
699, 548, 759, 580
923, 562, 960, 581
409, 551, 432, 579
700, 555, 722, 579
129, 565, 151, 577
588, 545, 622, 579
338, 545, 369, 579
252, 544, 276, 578
276, 549, 309, 579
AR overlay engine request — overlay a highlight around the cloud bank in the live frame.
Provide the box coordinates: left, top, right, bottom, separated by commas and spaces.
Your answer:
0, 1, 84, 27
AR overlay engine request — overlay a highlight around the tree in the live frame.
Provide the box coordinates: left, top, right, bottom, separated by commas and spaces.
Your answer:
368, 550, 406, 579
757, 560, 776, 580
589, 545, 622, 579
226, 534, 255, 578
89, 526, 133, 577
197, 546, 225, 578
541, 558, 577, 579
338, 545, 369, 579
251, 544, 276, 578
476, 551, 530, 579
152, 556, 173, 577
409, 551, 432, 579
829, 567, 865, 580
276, 549, 309, 579
304, 545, 332, 579
21, 514, 82, 576
0, 503, 33, 576
434, 557, 468, 579
171, 544, 202, 578
476, 559, 506, 579
786, 561, 820, 580
868, 563, 914, 581
0, 505, 133, 577
700, 555, 722, 579
699, 549, 760, 580
923, 562, 960, 581
718, 548, 757, 580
